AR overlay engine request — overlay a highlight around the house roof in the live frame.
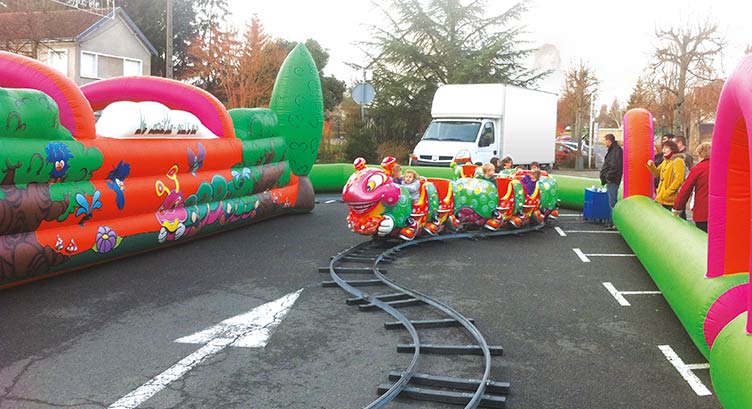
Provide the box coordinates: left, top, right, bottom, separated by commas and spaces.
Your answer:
0, 7, 157, 55
78, 8, 157, 56
0, 9, 101, 41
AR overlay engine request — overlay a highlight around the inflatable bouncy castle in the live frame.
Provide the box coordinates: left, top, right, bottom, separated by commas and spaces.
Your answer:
342, 158, 560, 239
0, 44, 323, 288
616, 54, 752, 409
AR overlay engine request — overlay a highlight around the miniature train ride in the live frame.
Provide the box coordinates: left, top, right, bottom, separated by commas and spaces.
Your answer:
0, 44, 323, 289
342, 157, 560, 240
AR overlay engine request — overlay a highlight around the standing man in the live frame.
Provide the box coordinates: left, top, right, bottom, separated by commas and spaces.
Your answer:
672, 134, 694, 170
600, 133, 623, 230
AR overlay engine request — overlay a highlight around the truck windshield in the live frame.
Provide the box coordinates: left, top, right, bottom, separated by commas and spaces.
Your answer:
421, 121, 481, 142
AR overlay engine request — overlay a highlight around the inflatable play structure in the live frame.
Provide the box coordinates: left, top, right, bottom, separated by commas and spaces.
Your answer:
615, 55, 752, 409
341, 158, 560, 239
315, 55, 752, 406
0, 44, 323, 289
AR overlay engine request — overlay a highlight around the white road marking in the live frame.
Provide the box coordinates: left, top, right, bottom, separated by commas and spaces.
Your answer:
563, 230, 621, 234
573, 248, 590, 262
574, 249, 634, 263
324, 199, 337, 204
658, 345, 712, 396
556, 214, 581, 217
603, 282, 662, 306
586, 253, 635, 257
554, 227, 567, 237
109, 289, 303, 409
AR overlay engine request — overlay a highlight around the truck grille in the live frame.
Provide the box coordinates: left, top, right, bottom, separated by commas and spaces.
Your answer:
419, 155, 454, 161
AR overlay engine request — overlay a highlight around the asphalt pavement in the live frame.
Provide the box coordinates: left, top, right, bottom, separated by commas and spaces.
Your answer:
0, 199, 720, 408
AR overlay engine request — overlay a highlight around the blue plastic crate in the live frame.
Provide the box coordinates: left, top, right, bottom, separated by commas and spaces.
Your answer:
583, 187, 611, 223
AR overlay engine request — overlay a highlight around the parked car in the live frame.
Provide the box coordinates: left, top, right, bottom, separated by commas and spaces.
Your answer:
555, 140, 606, 167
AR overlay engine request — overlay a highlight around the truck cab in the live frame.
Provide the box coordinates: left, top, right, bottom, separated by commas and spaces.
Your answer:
410, 119, 499, 166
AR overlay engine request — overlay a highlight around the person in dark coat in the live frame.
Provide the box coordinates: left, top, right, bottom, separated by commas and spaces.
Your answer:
673, 142, 711, 232
672, 134, 695, 170
600, 133, 623, 230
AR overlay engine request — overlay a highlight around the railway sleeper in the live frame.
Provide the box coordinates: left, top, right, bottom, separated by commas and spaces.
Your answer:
397, 343, 504, 356
321, 279, 384, 288
358, 298, 424, 311
387, 371, 510, 395
318, 267, 387, 274
384, 318, 476, 330
346, 292, 412, 305
376, 384, 506, 408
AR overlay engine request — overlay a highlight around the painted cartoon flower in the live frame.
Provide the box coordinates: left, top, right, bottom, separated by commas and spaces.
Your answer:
93, 226, 122, 253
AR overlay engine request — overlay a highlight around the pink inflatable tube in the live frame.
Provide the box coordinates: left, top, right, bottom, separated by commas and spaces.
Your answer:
705, 54, 752, 330
81, 77, 236, 138
0, 50, 96, 138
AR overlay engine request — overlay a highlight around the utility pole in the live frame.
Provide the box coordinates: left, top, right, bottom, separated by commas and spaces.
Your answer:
360, 69, 366, 121
588, 94, 597, 168
166, 0, 173, 79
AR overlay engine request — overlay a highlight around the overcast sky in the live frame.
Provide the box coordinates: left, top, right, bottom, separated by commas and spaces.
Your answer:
226, 0, 752, 107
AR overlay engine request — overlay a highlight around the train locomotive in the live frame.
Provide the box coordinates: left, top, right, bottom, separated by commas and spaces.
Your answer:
342, 157, 560, 240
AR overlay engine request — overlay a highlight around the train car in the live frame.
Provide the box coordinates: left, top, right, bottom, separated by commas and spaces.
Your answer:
0, 44, 323, 288
342, 157, 560, 240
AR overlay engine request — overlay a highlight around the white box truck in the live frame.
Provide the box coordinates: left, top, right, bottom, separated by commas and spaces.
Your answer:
409, 84, 557, 168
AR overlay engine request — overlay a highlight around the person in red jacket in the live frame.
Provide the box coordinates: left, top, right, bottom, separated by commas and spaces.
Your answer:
672, 142, 711, 232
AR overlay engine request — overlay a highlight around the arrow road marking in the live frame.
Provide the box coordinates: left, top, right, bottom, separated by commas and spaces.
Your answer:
109, 289, 303, 409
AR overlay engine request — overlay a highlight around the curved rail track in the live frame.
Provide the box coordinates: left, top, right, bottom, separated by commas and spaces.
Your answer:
321, 223, 545, 408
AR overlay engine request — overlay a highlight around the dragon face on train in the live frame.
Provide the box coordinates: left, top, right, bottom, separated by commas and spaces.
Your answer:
342, 158, 401, 235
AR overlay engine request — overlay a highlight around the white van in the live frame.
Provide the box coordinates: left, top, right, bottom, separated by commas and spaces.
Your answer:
409, 84, 557, 168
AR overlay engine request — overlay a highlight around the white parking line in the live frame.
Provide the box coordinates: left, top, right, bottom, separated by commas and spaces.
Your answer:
564, 230, 621, 234
603, 282, 662, 306
324, 199, 337, 204
573, 248, 590, 262
573, 248, 635, 263
555, 227, 567, 237
658, 345, 712, 396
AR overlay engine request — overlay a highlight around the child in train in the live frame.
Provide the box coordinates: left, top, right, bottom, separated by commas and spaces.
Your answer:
521, 169, 541, 196
498, 156, 518, 176
392, 164, 403, 184
478, 163, 496, 180
402, 169, 421, 202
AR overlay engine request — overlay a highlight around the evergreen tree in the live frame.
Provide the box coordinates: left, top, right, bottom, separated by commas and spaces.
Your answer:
361, 0, 545, 147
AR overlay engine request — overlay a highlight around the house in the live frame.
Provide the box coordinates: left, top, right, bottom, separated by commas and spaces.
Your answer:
0, 7, 157, 85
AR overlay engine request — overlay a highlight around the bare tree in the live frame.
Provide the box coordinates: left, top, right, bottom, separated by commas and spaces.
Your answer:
561, 61, 599, 169
650, 20, 725, 140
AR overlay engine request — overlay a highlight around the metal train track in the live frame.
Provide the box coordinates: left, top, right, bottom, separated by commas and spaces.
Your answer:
320, 223, 545, 408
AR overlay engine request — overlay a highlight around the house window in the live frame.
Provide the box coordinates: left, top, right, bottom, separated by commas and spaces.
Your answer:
123, 59, 142, 76
80, 51, 143, 79
48, 50, 68, 75
81, 51, 97, 78
97, 55, 123, 78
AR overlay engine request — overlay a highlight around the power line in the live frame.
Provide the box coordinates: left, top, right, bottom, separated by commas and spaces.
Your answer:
46, 0, 114, 17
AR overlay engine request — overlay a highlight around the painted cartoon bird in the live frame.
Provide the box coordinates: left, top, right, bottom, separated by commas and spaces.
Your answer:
188, 143, 206, 176
44, 142, 73, 182
106, 160, 131, 210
